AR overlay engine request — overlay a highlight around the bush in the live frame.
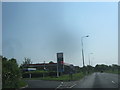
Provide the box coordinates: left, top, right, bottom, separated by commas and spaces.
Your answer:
2, 57, 22, 88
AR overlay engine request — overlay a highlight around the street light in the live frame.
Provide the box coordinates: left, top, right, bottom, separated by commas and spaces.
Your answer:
88, 53, 93, 66
81, 35, 89, 67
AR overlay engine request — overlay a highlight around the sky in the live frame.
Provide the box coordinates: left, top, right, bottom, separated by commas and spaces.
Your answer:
2, 2, 118, 67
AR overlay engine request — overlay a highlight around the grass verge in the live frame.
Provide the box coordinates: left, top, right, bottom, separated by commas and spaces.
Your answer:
23, 72, 92, 81
105, 70, 120, 74
18, 79, 28, 88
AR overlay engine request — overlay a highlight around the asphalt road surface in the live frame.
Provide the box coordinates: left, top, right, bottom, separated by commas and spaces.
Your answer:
74, 72, 119, 88
25, 80, 61, 88
25, 72, 119, 89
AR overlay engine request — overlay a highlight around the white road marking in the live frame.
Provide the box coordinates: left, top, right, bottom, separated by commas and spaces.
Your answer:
61, 82, 63, 84
56, 84, 62, 88
56, 82, 77, 89
55, 82, 64, 89
69, 84, 77, 88
112, 81, 115, 84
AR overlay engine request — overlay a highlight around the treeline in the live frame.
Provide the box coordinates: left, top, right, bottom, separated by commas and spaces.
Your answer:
94, 64, 120, 73
78, 64, 120, 74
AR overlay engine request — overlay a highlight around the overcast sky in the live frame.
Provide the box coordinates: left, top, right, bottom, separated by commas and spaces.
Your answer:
2, 2, 118, 67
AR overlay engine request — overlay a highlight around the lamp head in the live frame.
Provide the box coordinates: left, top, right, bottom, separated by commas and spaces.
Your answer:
86, 35, 89, 37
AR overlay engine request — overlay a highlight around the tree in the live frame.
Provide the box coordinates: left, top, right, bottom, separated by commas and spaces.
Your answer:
2, 57, 21, 88
86, 65, 94, 73
49, 61, 54, 64
94, 64, 109, 72
111, 64, 119, 71
20, 57, 32, 68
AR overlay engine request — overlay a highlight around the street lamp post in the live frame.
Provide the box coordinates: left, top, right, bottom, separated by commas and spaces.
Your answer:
81, 35, 89, 67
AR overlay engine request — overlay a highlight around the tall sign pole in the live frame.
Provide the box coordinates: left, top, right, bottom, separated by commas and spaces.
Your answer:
57, 52, 64, 77
57, 61, 59, 77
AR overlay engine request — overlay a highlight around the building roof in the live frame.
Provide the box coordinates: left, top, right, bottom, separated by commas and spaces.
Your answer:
27, 62, 73, 67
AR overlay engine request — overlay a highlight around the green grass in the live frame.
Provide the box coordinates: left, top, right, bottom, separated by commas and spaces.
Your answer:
2, 79, 27, 88
23, 72, 91, 81
72, 72, 84, 80
42, 74, 71, 81
23, 75, 71, 81
24, 70, 49, 74
18, 79, 27, 88
105, 70, 120, 74
23, 77, 43, 80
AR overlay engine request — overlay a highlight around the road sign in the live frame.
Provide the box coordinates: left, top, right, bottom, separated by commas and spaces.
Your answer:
57, 53, 64, 72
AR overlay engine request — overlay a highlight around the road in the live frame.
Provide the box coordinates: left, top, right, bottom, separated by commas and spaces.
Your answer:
24, 72, 119, 89
25, 80, 61, 88
74, 72, 119, 88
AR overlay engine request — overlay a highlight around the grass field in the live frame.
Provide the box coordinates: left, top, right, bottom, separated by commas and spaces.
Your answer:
105, 70, 120, 74
18, 80, 27, 88
23, 72, 91, 81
